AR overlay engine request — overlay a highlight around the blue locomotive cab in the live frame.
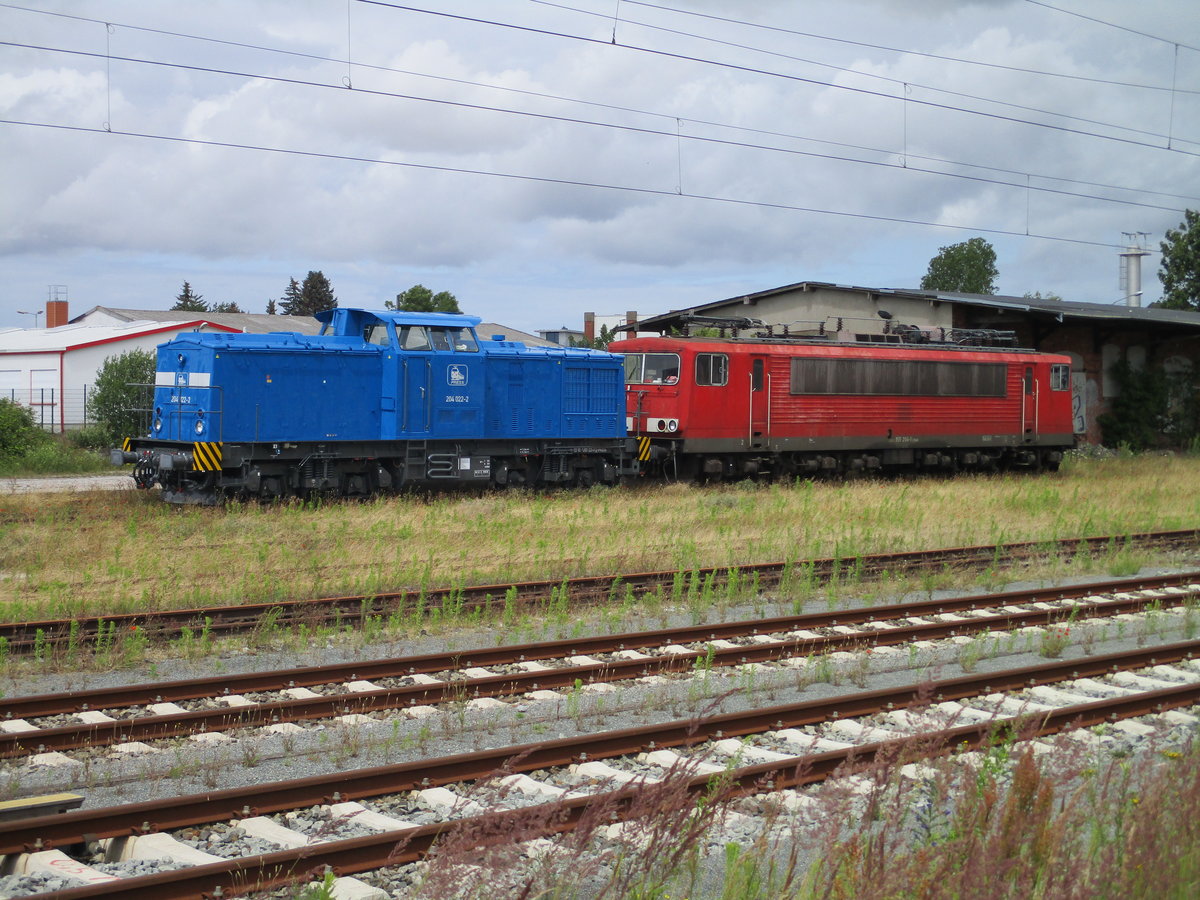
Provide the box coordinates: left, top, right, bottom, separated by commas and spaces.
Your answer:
316, 309, 488, 441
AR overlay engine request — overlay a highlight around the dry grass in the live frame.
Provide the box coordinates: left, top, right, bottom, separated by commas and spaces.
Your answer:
0, 454, 1198, 622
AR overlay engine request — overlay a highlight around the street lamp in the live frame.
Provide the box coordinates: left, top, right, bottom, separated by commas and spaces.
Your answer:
17, 310, 43, 328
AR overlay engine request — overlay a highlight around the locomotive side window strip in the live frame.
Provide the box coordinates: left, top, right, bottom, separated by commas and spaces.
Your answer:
789, 358, 1006, 397
695, 353, 728, 386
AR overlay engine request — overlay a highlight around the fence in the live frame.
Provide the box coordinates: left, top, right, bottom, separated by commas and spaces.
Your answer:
1, 387, 93, 433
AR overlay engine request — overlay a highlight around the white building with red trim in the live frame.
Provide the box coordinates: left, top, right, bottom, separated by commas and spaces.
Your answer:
0, 318, 243, 432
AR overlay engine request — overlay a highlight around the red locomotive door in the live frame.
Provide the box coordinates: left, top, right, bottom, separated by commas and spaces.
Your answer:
1022, 365, 1037, 442
749, 356, 768, 448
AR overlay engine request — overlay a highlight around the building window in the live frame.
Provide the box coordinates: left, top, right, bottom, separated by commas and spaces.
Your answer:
695, 353, 728, 386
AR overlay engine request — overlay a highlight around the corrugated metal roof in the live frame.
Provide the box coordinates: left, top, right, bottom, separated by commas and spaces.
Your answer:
67, 307, 557, 345
632, 281, 1200, 331
70, 306, 324, 335
0, 319, 237, 354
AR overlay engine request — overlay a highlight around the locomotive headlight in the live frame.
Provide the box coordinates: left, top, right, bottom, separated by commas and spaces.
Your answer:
667, 419, 678, 433
154, 418, 163, 433
194, 417, 205, 435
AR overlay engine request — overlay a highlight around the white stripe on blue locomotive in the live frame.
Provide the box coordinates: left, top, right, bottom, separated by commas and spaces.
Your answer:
156, 371, 211, 387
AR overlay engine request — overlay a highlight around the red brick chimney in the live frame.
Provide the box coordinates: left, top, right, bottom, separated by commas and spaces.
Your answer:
46, 299, 69, 328
583, 312, 595, 343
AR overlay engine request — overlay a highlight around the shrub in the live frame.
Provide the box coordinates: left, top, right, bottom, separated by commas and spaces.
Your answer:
68, 425, 114, 452
0, 398, 50, 461
89, 348, 155, 444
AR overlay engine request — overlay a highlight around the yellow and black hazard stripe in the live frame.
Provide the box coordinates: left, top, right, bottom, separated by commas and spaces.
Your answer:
192, 442, 223, 472
122, 437, 132, 452
637, 436, 653, 461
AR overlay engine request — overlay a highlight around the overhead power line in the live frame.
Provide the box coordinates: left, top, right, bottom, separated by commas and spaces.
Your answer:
3, 37, 1191, 215
616, 0, 1199, 93
3, 2, 1196, 204
356, 1, 1199, 155
1023, 0, 1200, 52
0, 116, 1131, 252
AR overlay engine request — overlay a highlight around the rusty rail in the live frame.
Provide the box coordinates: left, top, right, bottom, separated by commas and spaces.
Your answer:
2, 529, 1196, 656
2, 571, 1195, 757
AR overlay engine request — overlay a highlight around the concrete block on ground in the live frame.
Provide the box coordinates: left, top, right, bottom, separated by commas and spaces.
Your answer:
20, 850, 119, 884
238, 815, 312, 849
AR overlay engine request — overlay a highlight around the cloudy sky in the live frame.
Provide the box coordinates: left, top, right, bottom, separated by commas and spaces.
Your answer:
2, 0, 1197, 333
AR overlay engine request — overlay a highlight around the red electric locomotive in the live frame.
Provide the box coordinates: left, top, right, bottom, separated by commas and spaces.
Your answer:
612, 318, 1075, 480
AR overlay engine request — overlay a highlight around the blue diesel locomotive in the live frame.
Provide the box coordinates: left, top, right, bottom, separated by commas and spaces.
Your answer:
114, 308, 635, 504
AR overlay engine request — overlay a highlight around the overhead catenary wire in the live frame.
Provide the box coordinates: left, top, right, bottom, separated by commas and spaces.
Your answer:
1023, 0, 1200, 52
0, 116, 1132, 252
531, 0, 1197, 144
2, 37, 1190, 217
356, 0, 1200, 155
0, 0, 1193, 269
616, 0, 1200, 94
2, 1, 1196, 205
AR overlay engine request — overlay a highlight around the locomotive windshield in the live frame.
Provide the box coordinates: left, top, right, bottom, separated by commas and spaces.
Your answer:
624, 353, 680, 385
398, 325, 479, 352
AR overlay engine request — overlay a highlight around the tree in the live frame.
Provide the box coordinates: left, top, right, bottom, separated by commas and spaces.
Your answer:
1158, 209, 1200, 311
388, 284, 461, 313
280, 271, 337, 316
572, 324, 616, 349
211, 301, 243, 313
171, 281, 207, 312
265, 298, 278, 315
89, 348, 156, 443
919, 237, 999, 294
297, 270, 337, 316
279, 277, 303, 315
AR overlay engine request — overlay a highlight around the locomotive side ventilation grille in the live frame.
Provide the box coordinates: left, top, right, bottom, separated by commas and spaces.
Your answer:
563, 366, 621, 414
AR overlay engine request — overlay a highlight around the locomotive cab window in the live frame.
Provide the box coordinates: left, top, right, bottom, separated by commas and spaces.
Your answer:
363, 323, 391, 347
429, 329, 452, 351
1050, 364, 1070, 391
449, 327, 478, 352
399, 326, 431, 351
695, 353, 728, 386
625, 353, 681, 385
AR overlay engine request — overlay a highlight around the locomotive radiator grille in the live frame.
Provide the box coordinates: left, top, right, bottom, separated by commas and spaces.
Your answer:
192, 442, 223, 472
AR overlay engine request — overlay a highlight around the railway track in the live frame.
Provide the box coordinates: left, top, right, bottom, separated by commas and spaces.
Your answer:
2, 640, 1197, 899
2, 571, 1196, 760
3, 528, 1197, 656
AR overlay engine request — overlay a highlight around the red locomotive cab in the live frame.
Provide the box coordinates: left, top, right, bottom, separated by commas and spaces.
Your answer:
615, 337, 743, 477
620, 343, 685, 442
